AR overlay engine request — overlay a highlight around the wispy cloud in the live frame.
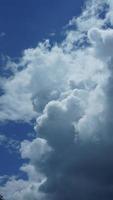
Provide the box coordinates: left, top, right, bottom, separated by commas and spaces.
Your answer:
0, 32, 6, 38
0, 134, 20, 153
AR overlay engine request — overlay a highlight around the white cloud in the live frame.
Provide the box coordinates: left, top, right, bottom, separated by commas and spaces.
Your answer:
0, 39, 103, 122
0, 177, 46, 200
20, 138, 52, 163
0, 0, 109, 122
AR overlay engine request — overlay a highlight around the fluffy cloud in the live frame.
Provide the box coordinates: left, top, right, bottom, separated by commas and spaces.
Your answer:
1, 0, 113, 200
0, 177, 46, 200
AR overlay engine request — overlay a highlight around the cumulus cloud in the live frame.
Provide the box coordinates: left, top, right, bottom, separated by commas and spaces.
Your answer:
1, 0, 113, 200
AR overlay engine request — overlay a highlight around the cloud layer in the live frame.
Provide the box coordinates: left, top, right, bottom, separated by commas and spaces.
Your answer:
1, 0, 113, 200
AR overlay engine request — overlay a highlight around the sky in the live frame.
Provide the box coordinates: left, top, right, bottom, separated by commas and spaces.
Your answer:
0, 0, 84, 177
0, 0, 113, 200
0, 0, 84, 57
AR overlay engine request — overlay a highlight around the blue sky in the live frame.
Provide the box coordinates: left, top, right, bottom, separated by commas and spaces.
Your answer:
0, 0, 84, 180
0, 0, 84, 57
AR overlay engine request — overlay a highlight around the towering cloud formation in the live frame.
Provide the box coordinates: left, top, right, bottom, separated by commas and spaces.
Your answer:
0, 0, 113, 200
